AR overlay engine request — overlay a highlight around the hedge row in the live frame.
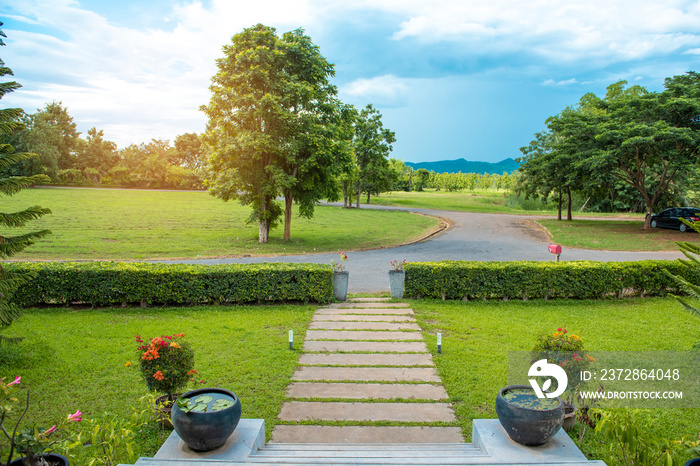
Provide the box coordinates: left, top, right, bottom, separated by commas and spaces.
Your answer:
7, 262, 334, 307
403, 260, 697, 300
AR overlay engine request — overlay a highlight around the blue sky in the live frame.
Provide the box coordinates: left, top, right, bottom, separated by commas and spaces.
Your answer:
2, 0, 700, 163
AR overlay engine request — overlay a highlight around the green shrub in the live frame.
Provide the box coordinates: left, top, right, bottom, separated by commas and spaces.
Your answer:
404, 260, 697, 301
6, 262, 334, 307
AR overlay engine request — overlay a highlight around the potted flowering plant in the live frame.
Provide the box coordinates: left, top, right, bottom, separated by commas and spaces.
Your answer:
0, 376, 81, 466
135, 333, 197, 425
531, 326, 595, 431
330, 252, 349, 301
388, 260, 407, 299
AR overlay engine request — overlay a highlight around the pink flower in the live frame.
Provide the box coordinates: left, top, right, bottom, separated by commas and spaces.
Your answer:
44, 425, 57, 435
557, 328, 562, 332
7, 376, 21, 387
67, 410, 82, 422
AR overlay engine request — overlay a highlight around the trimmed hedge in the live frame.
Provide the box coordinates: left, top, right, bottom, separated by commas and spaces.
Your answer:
7, 262, 334, 307
404, 260, 698, 300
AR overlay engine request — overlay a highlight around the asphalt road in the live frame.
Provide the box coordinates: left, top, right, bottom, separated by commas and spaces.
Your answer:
161, 204, 684, 293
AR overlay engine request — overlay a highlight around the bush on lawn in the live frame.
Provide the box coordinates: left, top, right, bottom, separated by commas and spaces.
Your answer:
6, 262, 334, 307
404, 260, 697, 301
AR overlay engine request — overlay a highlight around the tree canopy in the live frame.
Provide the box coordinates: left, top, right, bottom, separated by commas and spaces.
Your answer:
202, 24, 349, 243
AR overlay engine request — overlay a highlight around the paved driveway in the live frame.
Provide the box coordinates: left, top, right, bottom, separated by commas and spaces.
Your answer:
165, 204, 683, 293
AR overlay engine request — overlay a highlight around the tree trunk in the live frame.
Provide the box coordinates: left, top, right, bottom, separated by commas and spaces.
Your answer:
557, 190, 562, 221
366, 192, 371, 204
259, 201, 270, 243
342, 182, 348, 208
284, 191, 292, 241
643, 204, 653, 230
356, 181, 361, 209
566, 187, 572, 221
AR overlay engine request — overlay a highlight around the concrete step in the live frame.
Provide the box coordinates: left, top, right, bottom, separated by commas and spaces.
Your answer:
305, 330, 423, 341
330, 303, 411, 308
313, 315, 416, 322
298, 353, 434, 366
292, 366, 441, 382
286, 382, 449, 400
347, 298, 392, 302
278, 401, 456, 422
270, 425, 464, 444
309, 321, 421, 331
316, 308, 414, 315
303, 341, 428, 353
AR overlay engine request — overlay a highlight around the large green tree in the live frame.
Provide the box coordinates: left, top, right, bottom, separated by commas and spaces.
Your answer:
202, 24, 345, 243
353, 104, 396, 207
0, 23, 51, 330
594, 77, 700, 229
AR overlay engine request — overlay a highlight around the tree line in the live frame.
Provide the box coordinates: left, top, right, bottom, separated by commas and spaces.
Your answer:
517, 74, 700, 227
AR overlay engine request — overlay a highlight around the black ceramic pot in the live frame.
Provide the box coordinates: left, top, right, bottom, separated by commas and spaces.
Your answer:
9, 453, 69, 465
171, 387, 242, 452
495, 385, 565, 446
684, 459, 700, 466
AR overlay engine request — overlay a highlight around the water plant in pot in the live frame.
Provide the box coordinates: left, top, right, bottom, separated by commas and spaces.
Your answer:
388, 260, 407, 299
135, 333, 198, 427
0, 376, 81, 466
330, 252, 349, 301
171, 387, 242, 452
495, 384, 564, 446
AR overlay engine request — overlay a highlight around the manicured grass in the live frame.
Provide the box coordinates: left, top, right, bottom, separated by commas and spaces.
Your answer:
369, 190, 643, 219
411, 298, 700, 462
540, 219, 694, 251
0, 304, 316, 462
7, 188, 440, 260
368, 190, 521, 214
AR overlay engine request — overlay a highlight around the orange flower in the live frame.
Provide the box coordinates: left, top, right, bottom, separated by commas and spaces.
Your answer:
124, 361, 132, 367
170, 342, 181, 349
586, 354, 596, 362
187, 369, 198, 375
153, 371, 164, 381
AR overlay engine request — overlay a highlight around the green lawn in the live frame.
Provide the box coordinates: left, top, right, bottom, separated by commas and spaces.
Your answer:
540, 219, 694, 251
411, 297, 700, 462
0, 304, 316, 463
8, 188, 440, 260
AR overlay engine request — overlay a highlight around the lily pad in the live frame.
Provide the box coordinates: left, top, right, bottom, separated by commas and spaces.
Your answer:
190, 403, 207, 413
211, 399, 234, 411
193, 395, 213, 404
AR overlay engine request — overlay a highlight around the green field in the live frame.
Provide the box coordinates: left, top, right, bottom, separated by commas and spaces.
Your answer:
539, 219, 695, 251
0, 304, 316, 463
7, 188, 440, 260
412, 298, 700, 462
1, 298, 698, 463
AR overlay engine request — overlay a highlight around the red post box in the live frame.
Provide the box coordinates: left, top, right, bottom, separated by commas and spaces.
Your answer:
549, 244, 562, 262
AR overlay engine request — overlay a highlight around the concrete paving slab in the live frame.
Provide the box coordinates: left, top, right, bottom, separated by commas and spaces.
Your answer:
348, 298, 391, 302
286, 382, 449, 400
303, 341, 428, 353
278, 401, 456, 422
330, 303, 411, 308
316, 308, 414, 315
313, 314, 416, 322
298, 353, 434, 366
270, 425, 464, 443
306, 330, 423, 341
310, 321, 421, 331
292, 366, 441, 382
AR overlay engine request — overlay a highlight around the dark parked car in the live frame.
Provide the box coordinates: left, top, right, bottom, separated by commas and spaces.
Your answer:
650, 207, 700, 232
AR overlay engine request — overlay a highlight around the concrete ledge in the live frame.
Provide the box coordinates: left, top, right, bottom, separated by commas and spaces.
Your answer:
134, 418, 264, 464
472, 419, 605, 464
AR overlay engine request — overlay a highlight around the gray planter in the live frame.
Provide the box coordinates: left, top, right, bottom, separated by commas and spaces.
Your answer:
389, 270, 405, 299
333, 271, 349, 301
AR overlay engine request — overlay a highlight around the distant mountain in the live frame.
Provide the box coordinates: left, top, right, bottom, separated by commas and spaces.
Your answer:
405, 158, 520, 175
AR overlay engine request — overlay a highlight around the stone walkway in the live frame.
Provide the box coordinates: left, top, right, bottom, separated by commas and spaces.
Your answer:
271, 298, 462, 443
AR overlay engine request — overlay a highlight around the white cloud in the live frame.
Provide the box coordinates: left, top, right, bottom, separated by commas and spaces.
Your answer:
388, 0, 700, 64
341, 75, 411, 107
543, 78, 579, 86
